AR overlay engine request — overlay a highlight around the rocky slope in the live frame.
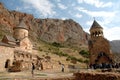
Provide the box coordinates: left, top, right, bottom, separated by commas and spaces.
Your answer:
110, 40, 120, 63
110, 40, 120, 53
0, 2, 89, 47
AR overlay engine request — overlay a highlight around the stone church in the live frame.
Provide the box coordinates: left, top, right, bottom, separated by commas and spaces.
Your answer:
0, 20, 41, 71
88, 20, 114, 68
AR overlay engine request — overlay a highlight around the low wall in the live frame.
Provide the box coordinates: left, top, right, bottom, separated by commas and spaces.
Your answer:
74, 72, 120, 80
0, 46, 14, 71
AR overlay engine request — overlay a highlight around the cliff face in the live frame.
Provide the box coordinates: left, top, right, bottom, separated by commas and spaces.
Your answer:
0, 3, 89, 47
110, 40, 120, 54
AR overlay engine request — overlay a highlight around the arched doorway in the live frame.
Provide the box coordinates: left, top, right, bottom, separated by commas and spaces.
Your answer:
93, 52, 113, 69
95, 52, 112, 64
5, 59, 10, 68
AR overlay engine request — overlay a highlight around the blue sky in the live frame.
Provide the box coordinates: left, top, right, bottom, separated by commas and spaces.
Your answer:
1, 0, 120, 41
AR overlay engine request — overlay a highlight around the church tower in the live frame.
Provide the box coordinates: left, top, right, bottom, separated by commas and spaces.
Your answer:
89, 20, 114, 68
90, 20, 104, 40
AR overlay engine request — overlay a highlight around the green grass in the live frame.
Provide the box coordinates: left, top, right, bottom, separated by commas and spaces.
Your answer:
35, 73, 47, 76
37, 39, 89, 64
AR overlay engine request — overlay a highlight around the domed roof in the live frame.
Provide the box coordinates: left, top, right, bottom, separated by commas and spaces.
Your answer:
13, 21, 28, 30
90, 20, 103, 31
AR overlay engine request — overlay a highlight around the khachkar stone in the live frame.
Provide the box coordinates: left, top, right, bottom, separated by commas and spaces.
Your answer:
13, 20, 33, 52
88, 20, 114, 68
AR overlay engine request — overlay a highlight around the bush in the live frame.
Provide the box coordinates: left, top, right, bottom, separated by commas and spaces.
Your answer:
53, 51, 84, 63
84, 59, 89, 64
67, 56, 84, 63
38, 47, 43, 51
71, 60, 77, 64
52, 42, 63, 47
66, 57, 70, 61
79, 50, 89, 58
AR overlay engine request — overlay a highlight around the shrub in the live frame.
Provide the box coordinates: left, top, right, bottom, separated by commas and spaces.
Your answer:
84, 59, 89, 64
66, 57, 70, 61
71, 60, 77, 64
67, 56, 84, 63
53, 51, 69, 57
79, 50, 89, 58
38, 47, 43, 51
52, 42, 63, 47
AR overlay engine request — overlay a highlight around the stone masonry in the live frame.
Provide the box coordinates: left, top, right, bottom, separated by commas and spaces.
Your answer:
0, 20, 41, 72
88, 20, 114, 67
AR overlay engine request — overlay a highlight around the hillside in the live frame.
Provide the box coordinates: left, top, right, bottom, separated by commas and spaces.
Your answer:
110, 40, 120, 63
0, 2, 89, 48
110, 40, 120, 54
0, 2, 89, 69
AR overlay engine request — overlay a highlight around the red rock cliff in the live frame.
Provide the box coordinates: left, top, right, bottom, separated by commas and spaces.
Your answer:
0, 3, 89, 47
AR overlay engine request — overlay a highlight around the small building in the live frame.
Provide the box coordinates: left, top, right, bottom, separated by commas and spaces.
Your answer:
1, 35, 16, 45
88, 20, 114, 68
0, 20, 40, 72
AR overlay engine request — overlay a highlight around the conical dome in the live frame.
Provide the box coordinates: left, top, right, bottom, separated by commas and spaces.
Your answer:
90, 20, 103, 31
90, 20, 104, 38
13, 20, 29, 40
13, 20, 28, 30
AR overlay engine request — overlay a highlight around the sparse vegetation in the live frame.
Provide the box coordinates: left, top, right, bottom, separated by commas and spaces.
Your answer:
83, 59, 89, 64
0, 24, 12, 39
37, 39, 88, 64
38, 47, 43, 51
51, 42, 63, 47
79, 50, 89, 58
53, 51, 68, 57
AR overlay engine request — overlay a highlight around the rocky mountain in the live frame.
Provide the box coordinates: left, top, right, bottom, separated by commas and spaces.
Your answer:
110, 40, 120, 53
110, 40, 120, 63
0, 2, 89, 47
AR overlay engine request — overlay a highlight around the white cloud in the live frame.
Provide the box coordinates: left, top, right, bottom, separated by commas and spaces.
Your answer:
77, 0, 84, 3
58, 3, 67, 10
56, 0, 61, 2
84, 27, 90, 34
86, 20, 93, 26
77, 0, 113, 8
15, 7, 21, 11
84, 25, 120, 41
76, 7, 116, 25
77, 7, 116, 18
75, 13, 82, 18
61, 17, 67, 20
104, 27, 120, 41
21, 0, 56, 17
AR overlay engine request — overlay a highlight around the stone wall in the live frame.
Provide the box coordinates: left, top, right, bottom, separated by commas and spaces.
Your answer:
89, 37, 113, 65
74, 72, 120, 80
0, 45, 41, 72
0, 46, 14, 71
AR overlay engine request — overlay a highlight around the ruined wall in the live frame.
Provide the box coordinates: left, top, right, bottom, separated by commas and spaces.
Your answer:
19, 38, 33, 51
0, 46, 14, 71
74, 72, 120, 80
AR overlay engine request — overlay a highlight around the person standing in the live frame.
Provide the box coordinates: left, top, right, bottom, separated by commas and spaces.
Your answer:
31, 63, 35, 77
61, 64, 65, 72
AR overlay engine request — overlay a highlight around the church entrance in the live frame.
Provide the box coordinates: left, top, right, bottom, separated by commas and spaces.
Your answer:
93, 52, 113, 69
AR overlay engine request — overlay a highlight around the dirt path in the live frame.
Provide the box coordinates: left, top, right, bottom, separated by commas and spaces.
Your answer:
0, 70, 75, 80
